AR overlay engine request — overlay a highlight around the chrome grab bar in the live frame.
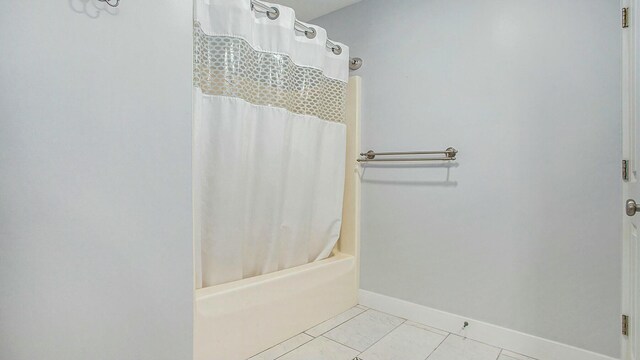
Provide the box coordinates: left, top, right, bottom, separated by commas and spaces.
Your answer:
357, 147, 458, 162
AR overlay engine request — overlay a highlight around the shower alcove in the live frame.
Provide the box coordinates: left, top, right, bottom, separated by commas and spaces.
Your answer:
194, 77, 362, 360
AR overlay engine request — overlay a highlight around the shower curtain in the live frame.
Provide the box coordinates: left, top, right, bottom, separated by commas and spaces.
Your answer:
194, 0, 350, 288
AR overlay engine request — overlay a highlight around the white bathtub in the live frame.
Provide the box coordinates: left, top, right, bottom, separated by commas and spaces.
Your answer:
194, 252, 358, 359
193, 77, 362, 360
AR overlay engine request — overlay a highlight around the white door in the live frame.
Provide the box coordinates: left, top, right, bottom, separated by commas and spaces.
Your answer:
623, 1, 640, 359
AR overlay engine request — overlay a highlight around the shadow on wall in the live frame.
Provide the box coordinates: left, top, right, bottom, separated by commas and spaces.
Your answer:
69, 0, 119, 18
359, 162, 459, 187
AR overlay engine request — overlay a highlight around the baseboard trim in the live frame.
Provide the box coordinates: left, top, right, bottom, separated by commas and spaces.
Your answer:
358, 289, 618, 360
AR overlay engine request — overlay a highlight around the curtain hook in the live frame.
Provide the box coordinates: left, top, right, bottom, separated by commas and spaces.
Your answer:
99, 0, 120, 7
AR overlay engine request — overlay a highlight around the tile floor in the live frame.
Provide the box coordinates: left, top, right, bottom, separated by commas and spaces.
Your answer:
248, 305, 538, 360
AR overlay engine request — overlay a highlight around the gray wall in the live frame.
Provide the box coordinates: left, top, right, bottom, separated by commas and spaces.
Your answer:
0, 1, 193, 359
315, 0, 622, 357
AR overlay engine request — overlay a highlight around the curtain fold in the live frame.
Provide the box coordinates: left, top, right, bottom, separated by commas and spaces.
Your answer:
194, 0, 349, 288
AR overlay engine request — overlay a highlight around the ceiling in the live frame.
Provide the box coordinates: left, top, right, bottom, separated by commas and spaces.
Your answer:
271, 0, 362, 21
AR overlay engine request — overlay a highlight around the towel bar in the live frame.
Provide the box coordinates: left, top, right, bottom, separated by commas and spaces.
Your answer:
357, 147, 457, 162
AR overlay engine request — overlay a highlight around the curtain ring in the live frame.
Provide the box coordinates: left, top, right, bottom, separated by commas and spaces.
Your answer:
332, 45, 342, 55
266, 6, 279, 20
305, 27, 316, 39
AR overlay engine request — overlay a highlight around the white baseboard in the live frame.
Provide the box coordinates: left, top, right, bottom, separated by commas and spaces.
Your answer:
359, 289, 619, 360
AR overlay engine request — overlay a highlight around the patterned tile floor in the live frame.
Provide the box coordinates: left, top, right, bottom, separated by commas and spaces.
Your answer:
248, 305, 537, 360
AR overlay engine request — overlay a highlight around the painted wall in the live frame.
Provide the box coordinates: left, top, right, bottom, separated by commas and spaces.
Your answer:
315, 0, 622, 357
0, 1, 193, 360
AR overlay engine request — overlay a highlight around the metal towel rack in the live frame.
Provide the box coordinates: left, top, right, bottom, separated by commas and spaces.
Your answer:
357, 147, 458, 162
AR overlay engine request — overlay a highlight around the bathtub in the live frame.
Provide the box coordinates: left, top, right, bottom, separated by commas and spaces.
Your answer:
194, 77, 362, 360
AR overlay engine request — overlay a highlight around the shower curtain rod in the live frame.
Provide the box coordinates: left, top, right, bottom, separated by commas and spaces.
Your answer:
250, 0, 362, 70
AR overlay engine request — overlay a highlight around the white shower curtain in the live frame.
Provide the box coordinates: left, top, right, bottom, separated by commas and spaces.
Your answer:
194, 0, 350, 288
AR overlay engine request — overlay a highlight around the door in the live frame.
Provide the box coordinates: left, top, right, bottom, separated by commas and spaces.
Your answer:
623, 1, 640, 359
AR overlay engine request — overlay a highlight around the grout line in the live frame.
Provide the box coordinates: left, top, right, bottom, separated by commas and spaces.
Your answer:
363, 307, 408, 322
249, 333, 311, 360
404, 321, 451, 337
496, 348, 503, 360
305, 306, 367, 337
424, 333, 449, 360
500, 350, 538, 360
321, 335, 363, 353
272, 333, 316, 360
445, 332, 503, 351
353, 318, 407, 355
